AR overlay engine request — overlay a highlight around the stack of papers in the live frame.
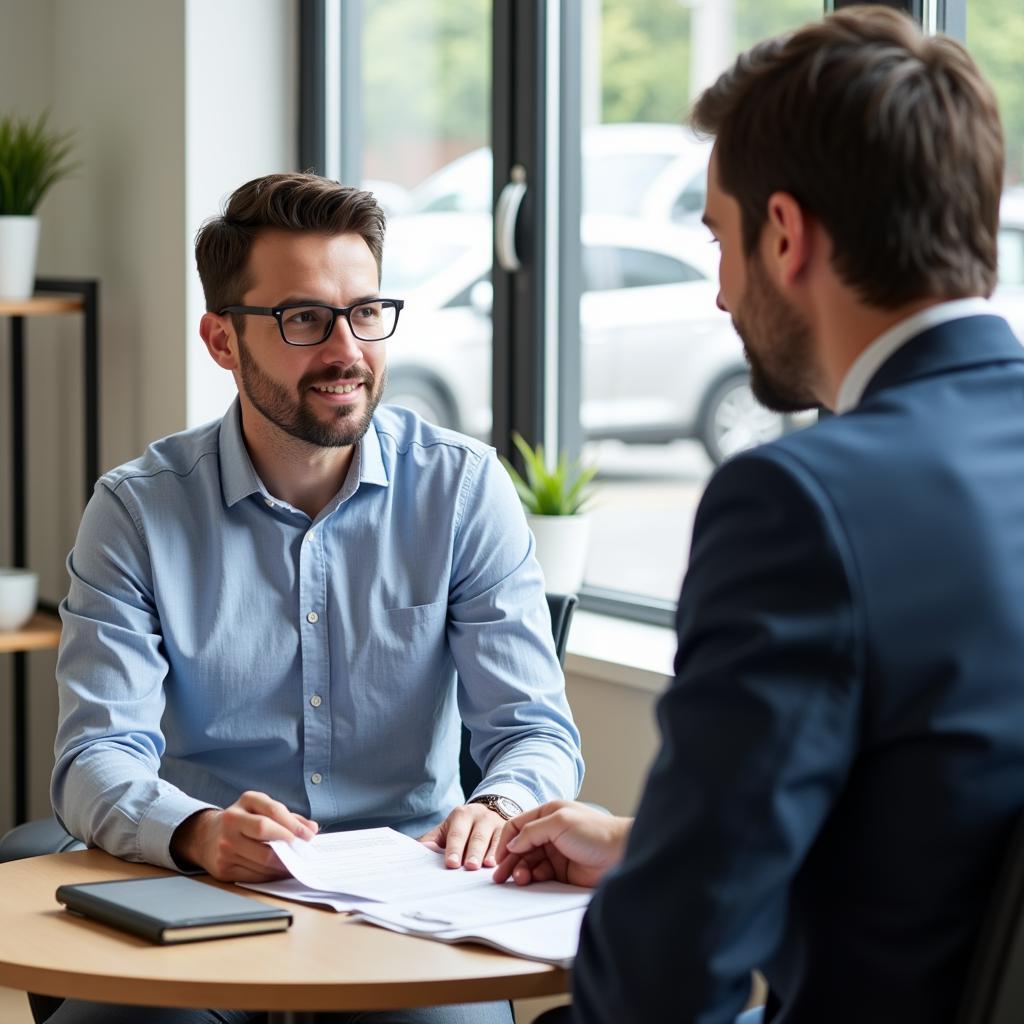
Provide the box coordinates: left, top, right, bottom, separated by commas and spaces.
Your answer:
239, 827, 591, 966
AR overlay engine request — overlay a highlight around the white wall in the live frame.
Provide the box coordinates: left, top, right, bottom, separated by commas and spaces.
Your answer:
0, 0, 297, 831
185, 0, 299, 427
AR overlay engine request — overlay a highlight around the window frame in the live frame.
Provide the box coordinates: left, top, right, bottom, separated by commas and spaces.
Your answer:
299, 0, 960, 629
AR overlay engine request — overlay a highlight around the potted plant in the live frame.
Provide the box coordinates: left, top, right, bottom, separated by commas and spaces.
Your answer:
502, 432, 597, 594
0, 111, 77, 300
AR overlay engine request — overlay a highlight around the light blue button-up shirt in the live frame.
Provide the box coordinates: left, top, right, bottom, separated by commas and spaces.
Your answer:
53, 401, 583, 870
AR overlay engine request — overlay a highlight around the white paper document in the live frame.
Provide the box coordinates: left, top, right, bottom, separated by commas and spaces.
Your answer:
237, 877, 375, 912
356, 879, 591, 931
258, 826, 592, 965
364, 906, 588, 968
268, 827, 499, 902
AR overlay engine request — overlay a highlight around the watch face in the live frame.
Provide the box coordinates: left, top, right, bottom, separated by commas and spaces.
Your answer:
495, 797, 521, 820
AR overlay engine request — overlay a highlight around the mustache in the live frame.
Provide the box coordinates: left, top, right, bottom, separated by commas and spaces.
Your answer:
301, 366, 375, 390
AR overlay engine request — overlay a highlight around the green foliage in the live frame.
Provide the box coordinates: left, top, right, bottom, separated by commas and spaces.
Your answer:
0, 111, 77, 216
967, 0, 1024, 184
501, 432, 597, 517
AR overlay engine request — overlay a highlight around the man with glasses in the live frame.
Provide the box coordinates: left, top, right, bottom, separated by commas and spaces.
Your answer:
47, 173, 582, 1024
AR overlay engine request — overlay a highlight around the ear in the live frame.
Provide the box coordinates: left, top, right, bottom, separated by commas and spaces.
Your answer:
762, 191, 811, 287
200, 312, 239, 371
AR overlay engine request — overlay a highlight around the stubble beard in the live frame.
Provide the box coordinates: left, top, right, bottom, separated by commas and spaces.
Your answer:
732, 250, 819, 414
236, 333, 386, 449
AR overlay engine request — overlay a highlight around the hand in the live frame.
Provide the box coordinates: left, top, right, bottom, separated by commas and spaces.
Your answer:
493, 800, 633, 888
418, 803, 507, 869
170, 790, 319, 882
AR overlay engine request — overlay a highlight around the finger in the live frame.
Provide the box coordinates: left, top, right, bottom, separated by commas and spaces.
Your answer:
295, 814, 320, 834
505, 809, 575, 856
462, 822, 498, 870
417, 825, 444, 845
493, 845, 547, 885
236, 792, 315, 840
482, 828, 502, 868
492, 853, 520, 884
495, 803, 560, 862
442, 812, 472, 868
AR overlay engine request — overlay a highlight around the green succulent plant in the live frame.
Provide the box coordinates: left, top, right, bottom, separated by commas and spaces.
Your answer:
501, 432, 597, 516
0, 111, 78, 216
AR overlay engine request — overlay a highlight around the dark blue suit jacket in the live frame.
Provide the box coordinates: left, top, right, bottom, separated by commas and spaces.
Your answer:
573, 315, 1024, 1023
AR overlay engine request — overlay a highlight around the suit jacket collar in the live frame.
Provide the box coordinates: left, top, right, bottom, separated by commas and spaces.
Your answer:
859, 315, 1024, 406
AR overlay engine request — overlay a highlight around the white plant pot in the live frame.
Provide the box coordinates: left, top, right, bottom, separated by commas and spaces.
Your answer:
0, 215, 40, 300
0, 568, 38, 631
527, 514, 591, 595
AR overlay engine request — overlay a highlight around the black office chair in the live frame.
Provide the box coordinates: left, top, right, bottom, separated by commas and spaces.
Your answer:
0, 592, 579, 1024
955, 810, 1024, 1024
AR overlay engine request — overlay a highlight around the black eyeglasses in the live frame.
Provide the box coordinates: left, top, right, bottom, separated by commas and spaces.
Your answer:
219, 299, 404, 346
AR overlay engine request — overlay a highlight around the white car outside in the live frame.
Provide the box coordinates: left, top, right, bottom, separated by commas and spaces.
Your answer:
381, 212, 785, 464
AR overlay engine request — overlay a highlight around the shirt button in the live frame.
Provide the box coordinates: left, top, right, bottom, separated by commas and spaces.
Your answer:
264, 498, 275, 508
310, 694, 322, 708
306, 611, 319, 624
311, 772, 323, 785
305, 531, 316, 543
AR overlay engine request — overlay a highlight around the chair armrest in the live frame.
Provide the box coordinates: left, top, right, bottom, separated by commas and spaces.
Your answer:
0, 817, 85, 862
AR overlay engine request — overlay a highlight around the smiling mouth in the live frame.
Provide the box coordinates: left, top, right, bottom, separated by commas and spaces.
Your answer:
312, 382, 362, 395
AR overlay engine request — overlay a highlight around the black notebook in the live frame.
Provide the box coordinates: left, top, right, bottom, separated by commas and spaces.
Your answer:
56, 875, 292, 944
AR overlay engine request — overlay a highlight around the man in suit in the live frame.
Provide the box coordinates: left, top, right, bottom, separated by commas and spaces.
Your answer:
494, 7, 1024, 1022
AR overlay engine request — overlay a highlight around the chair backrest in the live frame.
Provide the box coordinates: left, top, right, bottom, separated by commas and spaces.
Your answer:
459, 592, 578, 796
956, 810, 1024, 1024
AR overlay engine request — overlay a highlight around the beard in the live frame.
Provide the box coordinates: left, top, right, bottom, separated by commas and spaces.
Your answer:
236, 334, 385, 448
731, 250, 818, 413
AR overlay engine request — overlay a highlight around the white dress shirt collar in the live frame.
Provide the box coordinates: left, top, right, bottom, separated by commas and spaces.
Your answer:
834, 297, 994, 414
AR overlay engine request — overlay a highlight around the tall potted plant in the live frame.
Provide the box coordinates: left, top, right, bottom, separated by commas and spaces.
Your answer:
502, 432, 597, 594
0, 111, 77, 300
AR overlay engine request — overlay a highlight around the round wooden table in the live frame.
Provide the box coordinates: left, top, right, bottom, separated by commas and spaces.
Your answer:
0, 850, 569, 1014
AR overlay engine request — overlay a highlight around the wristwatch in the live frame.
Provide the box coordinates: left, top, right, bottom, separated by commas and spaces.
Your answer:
468, 794, 523, 821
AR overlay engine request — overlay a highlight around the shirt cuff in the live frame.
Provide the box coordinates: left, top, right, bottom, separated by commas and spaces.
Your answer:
136, 787, 220, 871
469, 781, 539, 814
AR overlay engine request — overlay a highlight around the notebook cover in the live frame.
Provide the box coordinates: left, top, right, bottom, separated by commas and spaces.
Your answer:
56, 874, 292, 944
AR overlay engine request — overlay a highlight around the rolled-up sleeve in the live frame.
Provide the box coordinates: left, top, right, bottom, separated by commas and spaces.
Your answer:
447, 450, 585, 809
52, 483, 216, 869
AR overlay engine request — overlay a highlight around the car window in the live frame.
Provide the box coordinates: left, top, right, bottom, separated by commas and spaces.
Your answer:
998, 227, 1024, 287
583, 245, 705, 291
584, 153, 676, 215
671, 168, 708, 221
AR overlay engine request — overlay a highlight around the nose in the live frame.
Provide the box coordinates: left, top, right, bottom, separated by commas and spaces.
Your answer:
320, 312, 364, 368
716, 291, 728, 313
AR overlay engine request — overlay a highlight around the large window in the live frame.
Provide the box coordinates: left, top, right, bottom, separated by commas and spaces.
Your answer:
302, 0, 1018, 624
576, 0, 822, 605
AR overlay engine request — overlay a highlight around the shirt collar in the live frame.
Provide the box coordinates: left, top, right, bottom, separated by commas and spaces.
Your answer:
218, 399, 390, 509
834, 297, 994, 414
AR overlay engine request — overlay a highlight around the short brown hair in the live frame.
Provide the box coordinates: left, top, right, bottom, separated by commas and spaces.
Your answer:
195, 172, 386, 312
691, 5, 1004, 308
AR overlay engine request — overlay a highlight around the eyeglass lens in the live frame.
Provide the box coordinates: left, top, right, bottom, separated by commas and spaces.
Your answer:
281, 303, 396, 344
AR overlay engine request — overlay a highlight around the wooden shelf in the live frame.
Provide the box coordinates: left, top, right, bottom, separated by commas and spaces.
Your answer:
0, 295, 84, 317
0, 610, 62, 653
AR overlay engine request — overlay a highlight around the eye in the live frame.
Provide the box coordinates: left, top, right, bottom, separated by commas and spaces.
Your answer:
284, 306, 329, 326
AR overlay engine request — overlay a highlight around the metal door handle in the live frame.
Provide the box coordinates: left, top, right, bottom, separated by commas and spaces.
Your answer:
495, 165, 527, 272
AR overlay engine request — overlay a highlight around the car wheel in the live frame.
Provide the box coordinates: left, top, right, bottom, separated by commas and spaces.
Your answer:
698, 371, 787, 465
383, 372, 460, 431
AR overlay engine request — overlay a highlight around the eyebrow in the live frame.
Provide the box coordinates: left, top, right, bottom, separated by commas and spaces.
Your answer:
275, 293, 381, 308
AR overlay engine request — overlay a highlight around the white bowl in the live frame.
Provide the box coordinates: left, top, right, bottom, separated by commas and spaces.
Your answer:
0, 569, 39, 631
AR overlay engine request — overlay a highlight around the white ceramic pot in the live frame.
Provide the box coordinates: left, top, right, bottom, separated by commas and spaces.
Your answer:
526, 514, 591, 595
0, 568, 39, 631
0, 215, 40, 300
